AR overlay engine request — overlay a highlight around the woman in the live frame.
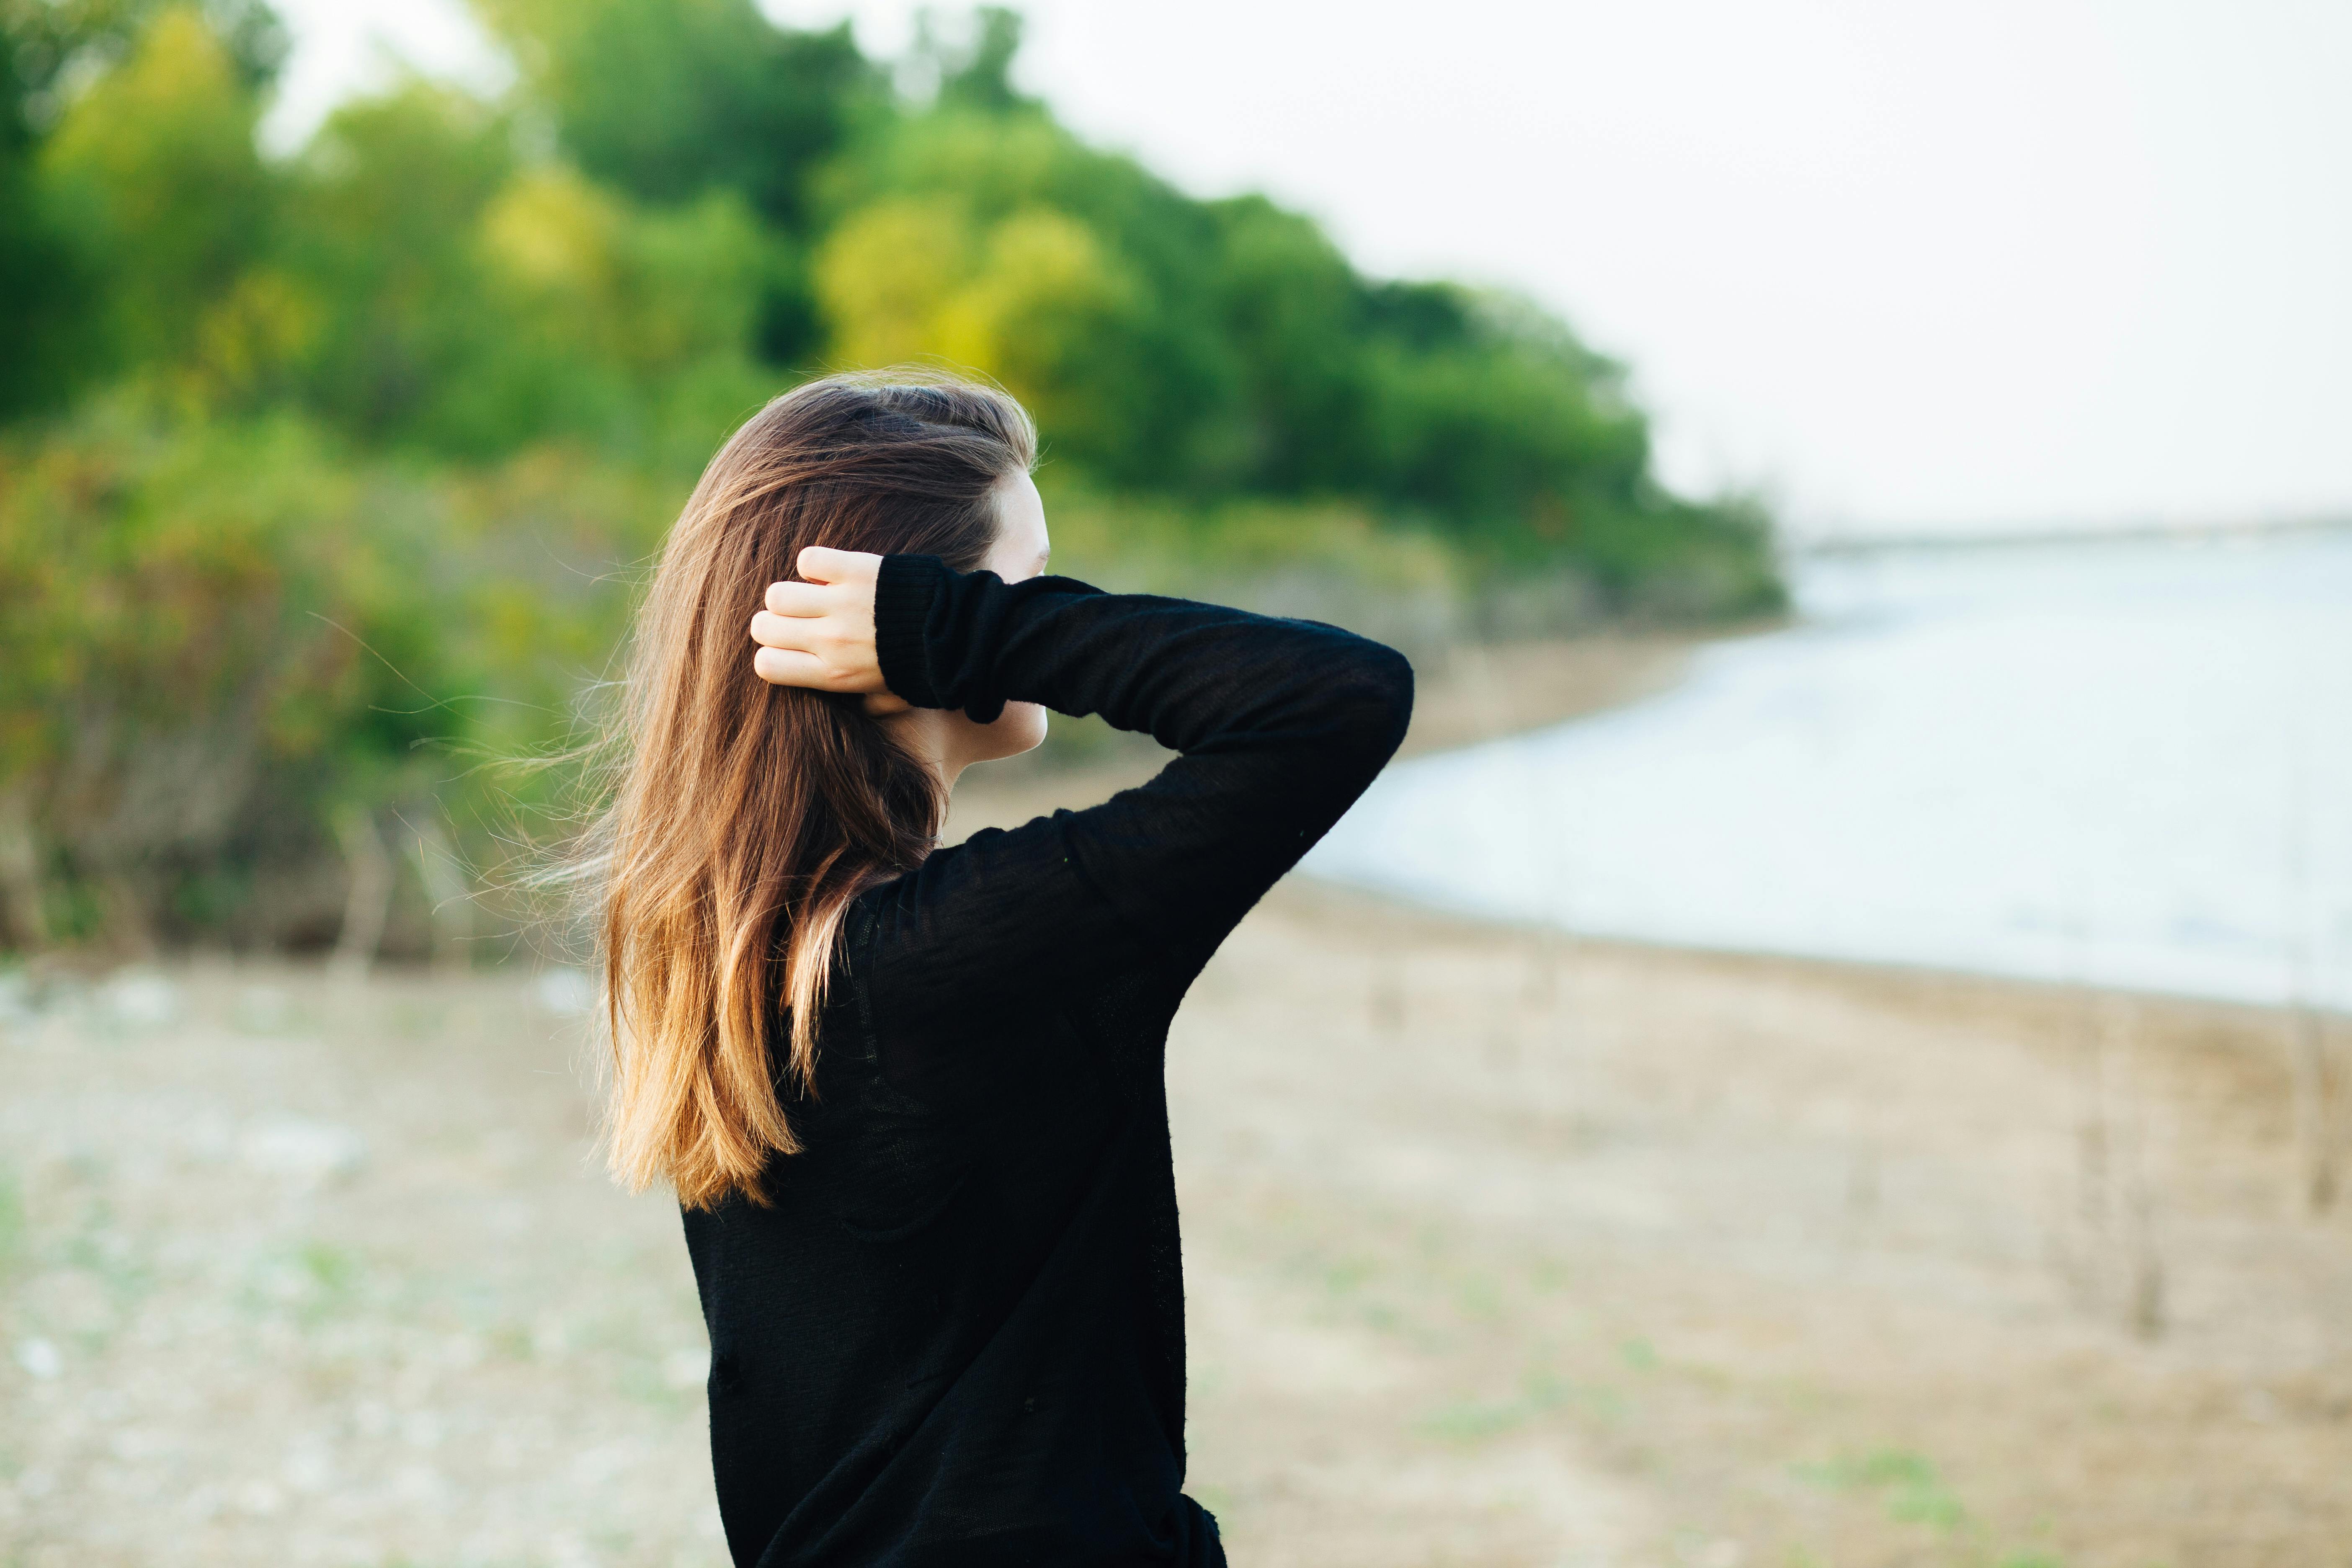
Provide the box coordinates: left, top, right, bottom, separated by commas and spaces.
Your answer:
593, 372, 1413, 1566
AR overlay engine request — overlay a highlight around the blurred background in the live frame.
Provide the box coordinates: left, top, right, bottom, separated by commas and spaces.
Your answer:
1, 1, 2347, 1564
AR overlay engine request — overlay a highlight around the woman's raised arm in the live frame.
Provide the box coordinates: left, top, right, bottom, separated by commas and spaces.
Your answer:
760, 548, 1413, 1041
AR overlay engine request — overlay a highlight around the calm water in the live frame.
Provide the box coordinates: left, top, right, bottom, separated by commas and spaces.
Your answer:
1307, 530, 2352, 1008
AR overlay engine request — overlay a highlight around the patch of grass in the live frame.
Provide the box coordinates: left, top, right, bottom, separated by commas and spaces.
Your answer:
0, 1167, 23, 1276
1890, 1484, 1967, 1531
60, 1196, 155, 1307
1416, 1367, 1602, 1443
389, 1000, 451, 1038
1320, 1255, 1377, 1297
1454, 1272, 1504, 1322
614, 1353, 699, 1413
1417, 1396, 1531, 1442
298, 1241, 357, 1293
240, 1239, 364, 1327
1795, 1447, 1968, 1533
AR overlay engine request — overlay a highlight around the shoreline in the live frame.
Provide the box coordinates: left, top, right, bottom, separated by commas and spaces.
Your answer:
1280, 872, 2327, 1027
955, 628, 2328, 1026
1299, 874, 2350, 1026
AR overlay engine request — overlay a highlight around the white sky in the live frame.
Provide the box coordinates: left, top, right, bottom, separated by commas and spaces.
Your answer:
265, 0, 2352, 540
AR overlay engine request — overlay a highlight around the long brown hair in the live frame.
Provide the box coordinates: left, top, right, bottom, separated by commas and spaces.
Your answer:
591, 372, 1035, 1210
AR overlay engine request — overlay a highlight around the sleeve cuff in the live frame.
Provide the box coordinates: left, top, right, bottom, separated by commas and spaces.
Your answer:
873, 553, 947, 708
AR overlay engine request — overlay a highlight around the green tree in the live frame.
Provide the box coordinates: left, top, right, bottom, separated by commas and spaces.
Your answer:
30, 5, 275, 382
1207, 194, 1375, 491
0, 411, 438, 942
0, 19, 88, 417
277, 80, 515, 439
919, 5, 1033, 116
475, 0, 873, 366
820, 109, 1240, 485
475, 0, 872, 230
457, 166, 779, 466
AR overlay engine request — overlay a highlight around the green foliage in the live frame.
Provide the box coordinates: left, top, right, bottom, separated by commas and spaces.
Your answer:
815, 107, 1238, 487
473, 0, 873, 227
280, 77, 784, 464
0, 0, 1782, 952
0, 405, 429, 926
277, 80, 518, 438
0, 398, 660, 946
0, 24, 82, 415
920, 8, 1033, 117
27, 6, 273, 390
0, 2, 289, 412
2, 0, 287, 108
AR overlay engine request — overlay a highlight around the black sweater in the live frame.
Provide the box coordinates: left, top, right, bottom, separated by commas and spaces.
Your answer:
681, 555, 1414, 1567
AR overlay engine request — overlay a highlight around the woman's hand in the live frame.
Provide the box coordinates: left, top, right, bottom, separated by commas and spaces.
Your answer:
748, 547, 911, 716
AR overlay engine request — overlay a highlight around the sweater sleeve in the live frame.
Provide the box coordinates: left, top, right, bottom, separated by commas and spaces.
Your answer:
849, 552, 1414, 1050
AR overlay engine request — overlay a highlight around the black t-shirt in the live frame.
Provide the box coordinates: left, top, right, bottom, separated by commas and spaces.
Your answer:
681, 554, 1414, 1566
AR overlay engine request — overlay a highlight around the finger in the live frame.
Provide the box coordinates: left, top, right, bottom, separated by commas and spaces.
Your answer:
797, 545, 881, 586
763, 580, 831, 617
751, 646, 830, 686
860, 691, 913, 718
748, 609, 819, 649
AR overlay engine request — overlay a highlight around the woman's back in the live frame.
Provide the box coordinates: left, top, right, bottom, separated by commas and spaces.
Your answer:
685, 554, 1413, 1566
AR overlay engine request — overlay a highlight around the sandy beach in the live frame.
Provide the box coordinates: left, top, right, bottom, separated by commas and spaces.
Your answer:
4, 638, 2348, 1566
